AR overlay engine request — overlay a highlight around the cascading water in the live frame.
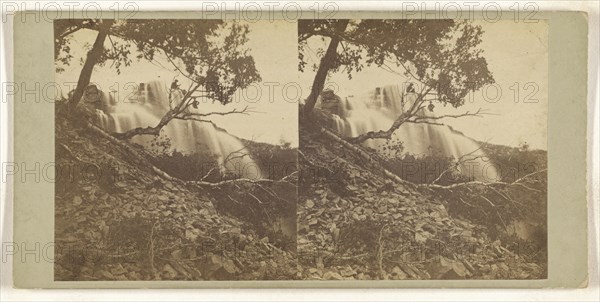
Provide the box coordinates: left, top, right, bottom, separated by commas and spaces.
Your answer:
91, 81, 262, 179
321, 84, 499, 182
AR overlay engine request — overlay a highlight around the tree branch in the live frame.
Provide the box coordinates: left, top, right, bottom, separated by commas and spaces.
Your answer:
429, 144, 487, 185
424, 169, 547, 190
199, 146, 250, 181
345, 87, 433, 144
410, 108, 488, 124
112, 82, 201, 139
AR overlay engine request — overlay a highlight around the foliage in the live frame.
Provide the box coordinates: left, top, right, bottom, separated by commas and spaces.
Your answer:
299, 19, 494, 109
480, 142, 547, 183
55, 19, 261, 105
241, 138, 297, 181
374, 140, 469, 185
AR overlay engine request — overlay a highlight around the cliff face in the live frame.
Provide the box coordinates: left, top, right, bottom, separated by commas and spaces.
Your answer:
297, 112, 547, 280
54, 109, 297, 281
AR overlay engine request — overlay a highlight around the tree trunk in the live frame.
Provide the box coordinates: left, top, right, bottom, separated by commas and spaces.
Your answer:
69, 20, 114, 109
303, 20, 349, 117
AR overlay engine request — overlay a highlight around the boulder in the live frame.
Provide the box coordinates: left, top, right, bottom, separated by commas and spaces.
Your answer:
392, 266, 409, 279
201, 254, 239, 280
318, 90, 343, 116
427, 256, 469, 279
323, 271, 344, 280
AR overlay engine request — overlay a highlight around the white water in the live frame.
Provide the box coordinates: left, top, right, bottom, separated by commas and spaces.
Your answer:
322, 84, 499, 182
92, 81, 262, 179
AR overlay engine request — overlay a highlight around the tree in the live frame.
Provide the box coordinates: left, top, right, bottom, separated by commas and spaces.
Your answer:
299, 19, 350, 117
55, 19, 261, 138
299, 19, 494, 142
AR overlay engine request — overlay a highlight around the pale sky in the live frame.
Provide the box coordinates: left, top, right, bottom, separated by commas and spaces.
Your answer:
299, 20, 548, 150
56, 20, 298, 146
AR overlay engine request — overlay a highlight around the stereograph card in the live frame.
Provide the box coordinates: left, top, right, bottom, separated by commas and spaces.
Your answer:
7, 10, 589, 288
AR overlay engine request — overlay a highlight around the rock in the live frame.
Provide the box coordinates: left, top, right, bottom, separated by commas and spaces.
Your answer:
114, 182, 128, 190
323, 271, 344, 280
498, 263, 509, 271
165, 182, 175, 191
316, 257, 325, 269
169, 260, 192, 279
332, 228, 340, 242
441, 262, 468, 279
72, 196, 83, 206
427, 256, 469, 279
127, 271, 140, 280
437, 204, 448, 215
461, 259, 476, 274
201, 254, 239, 280
111, 264, 127, 276
339, 199, 349, 208
98, 270, 115, 280
269, 259, 278, 268
185, 228, 199, 241
171, 249, 183, 260
398, 263, 419, 279
493, 245, 504, 257
162, 264, 178, 279
415, 231, 428, 244
460, 230, 473, 238
392, 266, 408, 279
306, 200, 315, 208
421, 224, 437, 234
339, 265, 357, 277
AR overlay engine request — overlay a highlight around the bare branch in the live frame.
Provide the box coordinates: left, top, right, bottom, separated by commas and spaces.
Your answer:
410, 108, 488, 124
178, 105, 256, 119
112, 84, 255, 140
345, 87, 433, 144
200, 146, 250, 181
425, 169, 547, 190
377, 223, 389, 280
430, 144, 487, 185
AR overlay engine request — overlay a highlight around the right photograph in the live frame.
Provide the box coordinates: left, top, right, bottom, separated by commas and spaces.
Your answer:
297, 19, 548, 280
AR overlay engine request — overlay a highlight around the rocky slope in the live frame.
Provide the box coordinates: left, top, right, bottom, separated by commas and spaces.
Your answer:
54, 108, 297, 281
297, 112, 547, 280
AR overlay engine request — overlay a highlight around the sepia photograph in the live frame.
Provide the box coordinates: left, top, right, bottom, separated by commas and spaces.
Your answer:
297, 19, 548, 280
53, 19, 298, 281
3, 2, 594, 298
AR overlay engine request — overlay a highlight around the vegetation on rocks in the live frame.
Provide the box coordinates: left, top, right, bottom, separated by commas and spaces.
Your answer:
55, 104, 298, 281
297, 110, 547, 280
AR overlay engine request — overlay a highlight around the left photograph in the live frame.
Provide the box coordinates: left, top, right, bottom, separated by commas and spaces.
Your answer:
54, 19, 298, 281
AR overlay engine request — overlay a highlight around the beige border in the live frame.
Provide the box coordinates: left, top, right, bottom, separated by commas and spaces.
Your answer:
13, 11, 588, 288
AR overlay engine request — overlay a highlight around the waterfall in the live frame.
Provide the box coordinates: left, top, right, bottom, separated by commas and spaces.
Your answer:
321, 84, 499, 182
91, 80, 262, 180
